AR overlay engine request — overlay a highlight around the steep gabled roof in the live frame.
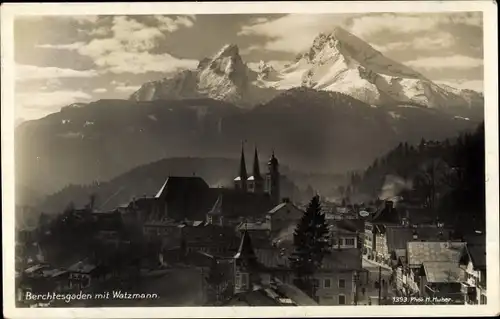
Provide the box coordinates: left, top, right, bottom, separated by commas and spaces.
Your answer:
155, 176, 210, 199
234, 230, 257, 260
461, 243, 486, 270
407, 241, 467, 267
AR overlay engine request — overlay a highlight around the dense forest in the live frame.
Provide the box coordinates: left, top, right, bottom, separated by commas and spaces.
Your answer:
340, 122, 486, 233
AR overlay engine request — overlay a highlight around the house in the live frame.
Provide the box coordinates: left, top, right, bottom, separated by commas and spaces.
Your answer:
459, 240, 487, 304
368, 222, 456, 267
224, 230, 317, 306
67, 260, 107, 291
235, 221, 272, 247
330, 223, 359, 250
404, 241, 467, 296
181, 224, 241, 257
142, 220, 185, 242
315, 248, 363, 305
420, 262, 466, 303
17, 264, 70, 306
325, 206, 360, 221
265, 199, 304, 234
363, 222, 376, 259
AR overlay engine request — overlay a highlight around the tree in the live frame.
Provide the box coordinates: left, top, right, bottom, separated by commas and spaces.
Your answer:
412, 159, 450, 214
289, 195, 330, 299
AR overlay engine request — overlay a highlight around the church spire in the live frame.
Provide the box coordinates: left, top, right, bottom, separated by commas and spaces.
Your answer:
252, 146, 261, 180
238, 141, 248, 191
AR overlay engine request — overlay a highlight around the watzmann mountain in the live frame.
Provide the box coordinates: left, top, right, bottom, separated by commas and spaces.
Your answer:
15, 27, 484, 205
130, 27, 483, 112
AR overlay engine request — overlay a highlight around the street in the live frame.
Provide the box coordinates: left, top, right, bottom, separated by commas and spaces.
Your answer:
357, 258, 394, 305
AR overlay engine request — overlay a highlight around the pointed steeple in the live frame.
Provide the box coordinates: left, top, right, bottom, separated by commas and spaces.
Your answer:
234, 230, 257, 261
238, 141, 248, 191
252, 146, 262, 180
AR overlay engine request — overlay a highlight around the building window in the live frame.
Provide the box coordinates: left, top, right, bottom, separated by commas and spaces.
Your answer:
338, 294, 346, 305
241, 273, 249, 289
339, 279, 346, 288
345, 238, 355, 247
324, 279, 331, 288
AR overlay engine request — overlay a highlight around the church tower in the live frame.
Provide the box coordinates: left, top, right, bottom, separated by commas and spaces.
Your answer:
234, 142, 248, 191
247, 146, 264, 193
265, 150, 280, 205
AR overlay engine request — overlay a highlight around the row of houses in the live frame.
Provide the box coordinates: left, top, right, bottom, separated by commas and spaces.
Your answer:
362, 200, 487, 305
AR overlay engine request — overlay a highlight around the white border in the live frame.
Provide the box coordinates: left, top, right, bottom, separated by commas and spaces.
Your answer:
2, 1, 498, 318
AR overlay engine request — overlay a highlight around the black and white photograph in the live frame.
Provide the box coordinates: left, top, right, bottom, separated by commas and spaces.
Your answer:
2, 1, 498, 318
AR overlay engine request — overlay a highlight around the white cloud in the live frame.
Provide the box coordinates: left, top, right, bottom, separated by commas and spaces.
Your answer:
16, 90, 92, 120
374, 32, 456, 52
246, 60, 290, 72
16, 64, 98, 81
114, 85, 141, 93
36, 15, 197, 75
238, 14, 347, 53
347, 12, 482, 38
238, 12, 481, 54
154, 15, 195, 32
71, 16, 99, 25
406, 55, 483, 70
36, 42, 86, 50
93, 51, 198, 74
88, 26, 110, 37
92, 88, 108, 93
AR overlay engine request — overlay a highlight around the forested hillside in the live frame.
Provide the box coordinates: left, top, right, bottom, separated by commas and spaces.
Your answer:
341, 123, 486, 233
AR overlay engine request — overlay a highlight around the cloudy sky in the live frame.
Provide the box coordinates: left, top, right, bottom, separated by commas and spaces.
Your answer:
14, 12, 483, 121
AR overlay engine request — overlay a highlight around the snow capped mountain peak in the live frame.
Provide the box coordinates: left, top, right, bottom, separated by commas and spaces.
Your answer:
130, 30, 483, 113
214, 43, 241, 59
130, 43, 274, 106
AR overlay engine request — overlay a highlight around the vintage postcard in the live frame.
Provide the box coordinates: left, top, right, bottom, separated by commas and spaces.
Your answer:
2, 1, 499, 318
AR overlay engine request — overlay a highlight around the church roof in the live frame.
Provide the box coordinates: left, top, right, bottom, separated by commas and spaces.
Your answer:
155, 176, 209, 199
238, 143, 248, 182
252, 147, 262, 180
207, 189, 274, 218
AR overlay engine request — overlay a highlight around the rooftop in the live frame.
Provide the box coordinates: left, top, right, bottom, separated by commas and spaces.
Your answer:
67, 261, 97, 273
407, 242, 467, 267
236, 221, 271, 231
423, 262, 466, 283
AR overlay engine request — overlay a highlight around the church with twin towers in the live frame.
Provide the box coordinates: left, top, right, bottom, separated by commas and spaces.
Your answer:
233, 143, 281, 206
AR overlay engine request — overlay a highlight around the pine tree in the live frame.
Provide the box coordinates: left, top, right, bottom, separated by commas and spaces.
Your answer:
289, 195, 330, 299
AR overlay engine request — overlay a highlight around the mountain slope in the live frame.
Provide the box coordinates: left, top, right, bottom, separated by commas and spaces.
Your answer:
15, 89, 480, 198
